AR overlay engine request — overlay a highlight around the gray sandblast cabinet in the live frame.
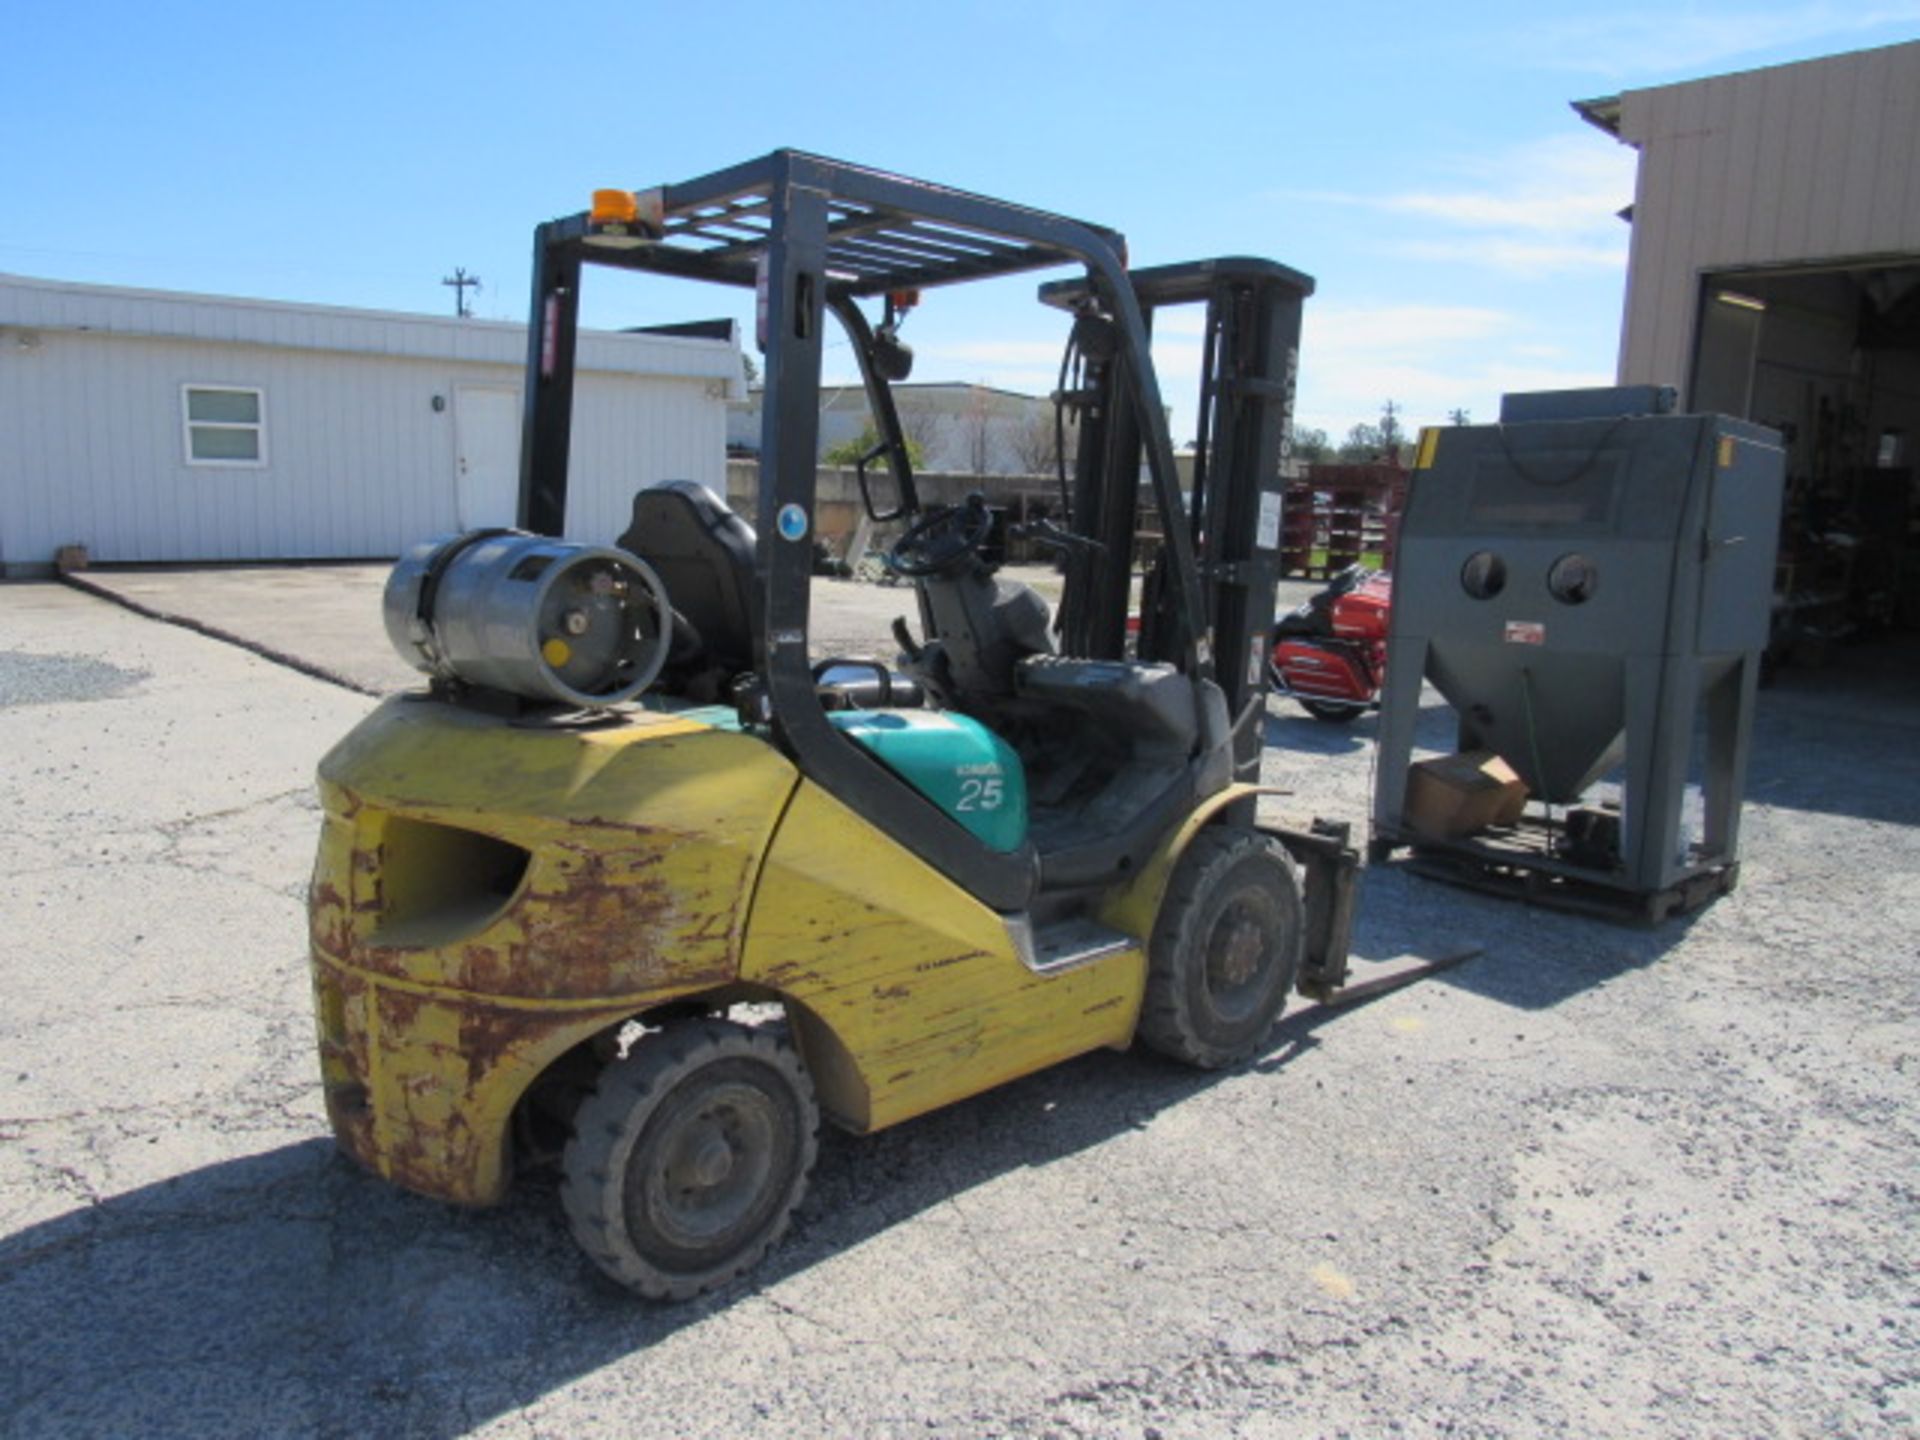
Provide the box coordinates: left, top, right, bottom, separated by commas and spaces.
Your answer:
1369, 387, 1785, 921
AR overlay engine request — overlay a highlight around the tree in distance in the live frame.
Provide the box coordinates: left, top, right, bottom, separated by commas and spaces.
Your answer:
1290, 426, 1333, 464
823, 424, 928, 469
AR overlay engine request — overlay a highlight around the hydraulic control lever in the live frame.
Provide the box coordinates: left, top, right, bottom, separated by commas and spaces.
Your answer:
890, 614, 924, 662
1011, 519, 1107, 645
1010, 515, 1105, 560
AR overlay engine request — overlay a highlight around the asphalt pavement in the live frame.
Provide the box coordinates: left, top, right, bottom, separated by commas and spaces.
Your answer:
1, 573, 1915, 1438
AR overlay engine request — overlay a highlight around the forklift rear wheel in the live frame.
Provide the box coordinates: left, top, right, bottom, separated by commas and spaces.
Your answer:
1139, 829, 1303, 1069
562, 1018, 818, 1300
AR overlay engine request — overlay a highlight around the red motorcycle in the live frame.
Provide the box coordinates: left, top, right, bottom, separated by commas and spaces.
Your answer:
1269, 565, 1391, 723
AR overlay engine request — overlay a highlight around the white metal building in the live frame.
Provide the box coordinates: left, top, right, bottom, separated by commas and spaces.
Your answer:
0, 275, 743, 574
728, 381, 1059, 475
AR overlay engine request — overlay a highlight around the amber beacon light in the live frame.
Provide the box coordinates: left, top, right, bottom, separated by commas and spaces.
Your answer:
591, 188, 639, 225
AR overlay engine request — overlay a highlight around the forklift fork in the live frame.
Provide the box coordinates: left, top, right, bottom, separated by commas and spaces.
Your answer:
1270, 818, 1361, 1000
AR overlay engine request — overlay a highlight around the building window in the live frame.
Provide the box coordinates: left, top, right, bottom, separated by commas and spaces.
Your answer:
183, 385, 266, 466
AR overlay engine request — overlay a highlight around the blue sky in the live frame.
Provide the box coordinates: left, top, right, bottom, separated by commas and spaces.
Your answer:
6, 2, 1918, 443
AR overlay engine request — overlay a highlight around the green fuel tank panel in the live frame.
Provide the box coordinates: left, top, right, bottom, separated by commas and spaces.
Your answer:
827, 710, 1028, 852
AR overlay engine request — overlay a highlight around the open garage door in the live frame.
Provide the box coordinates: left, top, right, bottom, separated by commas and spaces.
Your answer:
1691, 260, 1920, 683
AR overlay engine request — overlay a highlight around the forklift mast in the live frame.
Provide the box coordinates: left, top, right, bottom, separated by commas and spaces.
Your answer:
1041, 260, 1312, 794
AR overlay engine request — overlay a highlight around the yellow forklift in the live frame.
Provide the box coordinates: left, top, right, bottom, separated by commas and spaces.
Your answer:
309, 152, 1360, 1298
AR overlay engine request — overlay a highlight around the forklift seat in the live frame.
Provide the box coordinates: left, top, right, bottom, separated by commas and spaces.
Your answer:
1015, 657, 1198, 755
617, 481, 759, 685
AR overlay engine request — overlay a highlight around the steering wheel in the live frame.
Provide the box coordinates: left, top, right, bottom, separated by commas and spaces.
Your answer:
885, 494, 995, 578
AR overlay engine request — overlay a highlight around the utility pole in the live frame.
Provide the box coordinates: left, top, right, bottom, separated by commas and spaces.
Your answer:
1448, 407, 1471, 426
1379, 398, 1403, 461
442, 267, 482, 318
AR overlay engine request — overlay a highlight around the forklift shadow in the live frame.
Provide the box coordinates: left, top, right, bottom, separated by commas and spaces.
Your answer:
0, 1138, 663, 1436
0, 1028, 1330, 1436
787, 1032, 1315, 1261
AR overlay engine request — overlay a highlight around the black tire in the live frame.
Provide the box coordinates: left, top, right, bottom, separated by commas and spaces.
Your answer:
562, 1018, 818, 1300
1138, 829, 1304, 1069
1298, 696, 1367, 724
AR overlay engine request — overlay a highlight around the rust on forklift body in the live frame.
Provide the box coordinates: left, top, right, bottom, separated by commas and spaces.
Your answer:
308, 696, 804, 1202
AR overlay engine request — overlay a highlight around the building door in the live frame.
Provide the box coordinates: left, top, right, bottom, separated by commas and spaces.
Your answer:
455, 386, 521, 528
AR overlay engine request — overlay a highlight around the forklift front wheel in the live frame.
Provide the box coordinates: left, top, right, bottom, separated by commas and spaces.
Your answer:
561, 1018, 819, 1300
1138, 829, 1303, 1069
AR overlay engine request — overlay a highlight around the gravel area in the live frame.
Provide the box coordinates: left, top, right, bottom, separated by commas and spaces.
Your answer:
0, 574, 1913, 1439
0, 649, 149, 708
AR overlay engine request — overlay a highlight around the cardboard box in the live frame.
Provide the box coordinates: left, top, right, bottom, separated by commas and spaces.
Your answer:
1404, 750, 1528, 838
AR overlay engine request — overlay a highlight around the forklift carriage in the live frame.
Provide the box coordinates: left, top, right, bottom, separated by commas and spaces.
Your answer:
309, 151, 1359, 1297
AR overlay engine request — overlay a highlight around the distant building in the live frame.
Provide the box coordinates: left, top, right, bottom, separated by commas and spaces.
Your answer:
728, 381, 1061, 475
0, 275, 743, 574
